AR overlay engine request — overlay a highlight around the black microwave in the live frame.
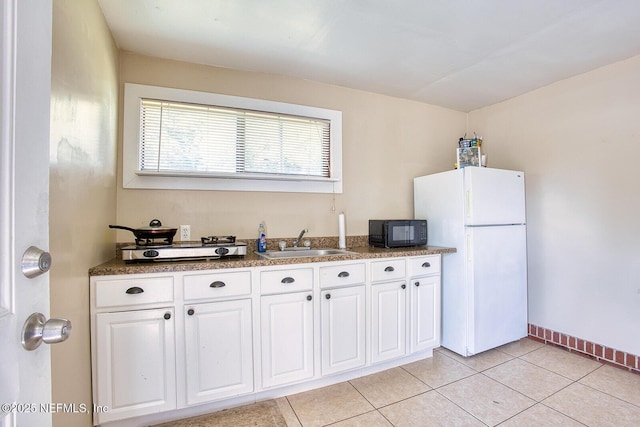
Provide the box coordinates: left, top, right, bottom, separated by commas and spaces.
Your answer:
368, 220, 428, 248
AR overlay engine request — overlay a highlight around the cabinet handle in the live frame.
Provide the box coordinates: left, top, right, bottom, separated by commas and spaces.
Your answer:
415, 281, 420, 287
125, 286, 144, 294
384, 266, 395, 272
422, 262, 431, 268
164, 312, 171, 320
281, 277, 295, 284
338, 271, 350, 278
187, 308, 195, 316
306, 295, 312, 301
210, 281, 226, 288
401, 284, 406, 289
325, 293, 331, 300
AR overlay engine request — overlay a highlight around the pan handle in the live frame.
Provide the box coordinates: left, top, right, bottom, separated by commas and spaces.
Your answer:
109, 224, 137, 233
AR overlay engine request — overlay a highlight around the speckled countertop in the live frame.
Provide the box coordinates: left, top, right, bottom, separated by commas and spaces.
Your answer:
89, 235, 456, 276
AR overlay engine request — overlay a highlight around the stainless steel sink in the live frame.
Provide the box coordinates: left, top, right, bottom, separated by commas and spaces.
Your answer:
256, 248, 357, 259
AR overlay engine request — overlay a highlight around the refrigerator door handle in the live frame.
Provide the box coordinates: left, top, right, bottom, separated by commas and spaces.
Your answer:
465, 190, 471, 219
466, 233, 472, 262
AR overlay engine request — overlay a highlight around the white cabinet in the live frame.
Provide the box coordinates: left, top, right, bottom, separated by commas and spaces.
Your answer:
408, 255, 441, 353
371, 280, 407, 363
91, 275, 177, 424
371, 258, 406, 282
320, 265, 366, 375
260, 267, 313, 294
182, 269, 253, 405
260, 291, 314, 388
94, 308, 176, 424
370, 258, 408, 364
410, 276, 439, 352
183, 270, 251, 301
259, 266, 314, 388
90, 252, 444, 424
184, 299, 253, 405
94, 275, 174, 308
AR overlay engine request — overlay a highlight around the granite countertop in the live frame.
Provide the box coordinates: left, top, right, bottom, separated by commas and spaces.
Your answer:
89, 244, 456, 276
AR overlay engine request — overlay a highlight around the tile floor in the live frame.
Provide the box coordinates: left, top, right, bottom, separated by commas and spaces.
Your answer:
163, 339, 640, 427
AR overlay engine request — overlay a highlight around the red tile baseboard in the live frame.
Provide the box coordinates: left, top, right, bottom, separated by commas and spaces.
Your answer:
528, 324, 639, 375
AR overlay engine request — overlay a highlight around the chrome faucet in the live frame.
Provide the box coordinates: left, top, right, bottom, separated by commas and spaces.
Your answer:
293, 228, 308, 247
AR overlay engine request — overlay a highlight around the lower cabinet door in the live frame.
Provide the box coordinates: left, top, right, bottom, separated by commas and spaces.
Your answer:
184, 299, 253, 405
371, 281, 407, 364
321, 285, 366, 375
95, 308, 176, 424
261, 292, 314, 388
410, 276, 440, 353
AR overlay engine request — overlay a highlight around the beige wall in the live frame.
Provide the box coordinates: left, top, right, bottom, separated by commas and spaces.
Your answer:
468, 54, 640, 356
115, 53, 466, 242
49, 1, 119, 426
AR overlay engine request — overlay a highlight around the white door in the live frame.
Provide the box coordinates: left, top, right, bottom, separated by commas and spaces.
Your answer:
410, 276, 440, 353
370, 281, 406, 364
466, 225, 528, 354
260, 292, 314, 388
464, 167, 526, 226
95, 309, 176, 424
320, 286, 366, 375
0, 1, 57, 426
184, 299, 253, 405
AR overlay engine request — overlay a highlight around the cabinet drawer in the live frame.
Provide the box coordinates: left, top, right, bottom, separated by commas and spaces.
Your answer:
95, 276, 174, 308
319, 263, 366, 288
408, 255, 441, 277
371, 259, 406, 282
260, 268, 313, 294
184, 271, 251, 301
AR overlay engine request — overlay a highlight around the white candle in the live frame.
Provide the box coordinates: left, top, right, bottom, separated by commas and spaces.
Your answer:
338, 212, 346, 249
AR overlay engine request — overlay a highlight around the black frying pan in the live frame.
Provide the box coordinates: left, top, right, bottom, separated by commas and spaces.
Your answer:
109, 219, 177, 241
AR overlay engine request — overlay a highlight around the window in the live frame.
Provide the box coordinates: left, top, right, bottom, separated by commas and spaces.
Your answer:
123, 84, 342, 193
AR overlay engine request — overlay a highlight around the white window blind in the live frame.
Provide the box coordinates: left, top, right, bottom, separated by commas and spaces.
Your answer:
138, 99, 331, 179
123, 83, 342, 193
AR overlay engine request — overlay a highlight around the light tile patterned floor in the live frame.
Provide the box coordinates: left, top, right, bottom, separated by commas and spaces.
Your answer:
161, 339, 640, 426
281, 339, 640, 427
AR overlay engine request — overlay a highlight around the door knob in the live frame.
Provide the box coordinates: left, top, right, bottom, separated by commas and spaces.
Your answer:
22, 246, 52, 278
21, 313, 72, 351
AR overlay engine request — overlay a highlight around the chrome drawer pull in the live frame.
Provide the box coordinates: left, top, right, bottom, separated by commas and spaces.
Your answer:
281, 277, 295, 284
210, 281, 226, 288
338, 271, 350, 278
422, 262, 431, 268
125, 286, 144, 294
384, 266, 395, 272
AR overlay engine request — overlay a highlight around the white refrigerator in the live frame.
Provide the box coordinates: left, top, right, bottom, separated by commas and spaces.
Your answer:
414, 167, 528, 356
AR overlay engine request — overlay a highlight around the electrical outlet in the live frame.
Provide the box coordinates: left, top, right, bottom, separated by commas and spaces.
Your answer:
179, 225, 191, 241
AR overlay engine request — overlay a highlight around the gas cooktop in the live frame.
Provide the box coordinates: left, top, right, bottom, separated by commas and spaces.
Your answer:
121, 236, 247, 262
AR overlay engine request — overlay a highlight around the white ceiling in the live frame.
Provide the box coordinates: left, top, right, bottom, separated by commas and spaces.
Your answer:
98, 0, 640, 112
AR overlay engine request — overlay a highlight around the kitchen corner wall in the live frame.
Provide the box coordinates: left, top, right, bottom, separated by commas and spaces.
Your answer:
467, 54, 640, 357
50, 1, 119, 426
115, 53, 466, 241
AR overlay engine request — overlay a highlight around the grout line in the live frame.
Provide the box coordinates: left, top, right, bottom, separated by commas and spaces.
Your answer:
432, 386, 490, 426
515, 347, 599, 382
575, 372, 640, 410
283, 396, 304, 427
